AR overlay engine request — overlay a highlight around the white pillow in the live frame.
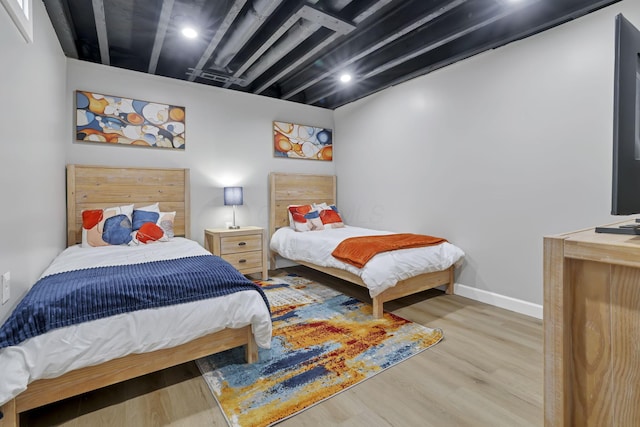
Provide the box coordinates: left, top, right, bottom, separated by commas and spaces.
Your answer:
136, 202, 160, 212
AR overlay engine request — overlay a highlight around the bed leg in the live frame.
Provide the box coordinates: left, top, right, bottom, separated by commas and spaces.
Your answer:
0, 399, 18, 427
269, 251, 277, 271
446, 266, 455, 295
372, 297, 384, 319
245, 328, 258, 364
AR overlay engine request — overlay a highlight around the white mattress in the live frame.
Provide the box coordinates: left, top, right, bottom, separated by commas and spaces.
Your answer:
0, 238, 272, 407
270, 226, 465, 298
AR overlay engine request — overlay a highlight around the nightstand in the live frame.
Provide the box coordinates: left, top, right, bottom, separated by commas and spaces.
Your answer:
204, 226, 268, 280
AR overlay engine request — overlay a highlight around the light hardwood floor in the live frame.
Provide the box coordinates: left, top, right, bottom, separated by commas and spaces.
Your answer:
20, 266, 543, 427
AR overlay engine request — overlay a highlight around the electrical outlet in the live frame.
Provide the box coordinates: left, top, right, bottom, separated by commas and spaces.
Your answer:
1, 271, 9, 304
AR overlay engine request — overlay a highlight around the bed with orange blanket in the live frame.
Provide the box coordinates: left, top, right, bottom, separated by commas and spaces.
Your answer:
269, 172, 465, 318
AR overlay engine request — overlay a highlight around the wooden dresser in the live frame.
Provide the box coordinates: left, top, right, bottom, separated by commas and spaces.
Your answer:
544, 221, 640, 426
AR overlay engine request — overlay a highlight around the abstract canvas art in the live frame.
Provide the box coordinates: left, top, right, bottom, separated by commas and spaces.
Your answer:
273, 121, 332, 161
75, 91, 186, 149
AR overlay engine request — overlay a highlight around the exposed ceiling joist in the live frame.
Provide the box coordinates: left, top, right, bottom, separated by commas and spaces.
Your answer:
282, 0, 467, 100
43, 0, 78, 59
148, 0, 175, 74
91, 0, 109, 65
306, 1, 531, 104
46, 0, 622, 109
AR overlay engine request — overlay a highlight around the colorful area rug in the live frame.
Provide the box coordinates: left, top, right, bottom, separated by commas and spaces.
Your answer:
196, 273, 443, 427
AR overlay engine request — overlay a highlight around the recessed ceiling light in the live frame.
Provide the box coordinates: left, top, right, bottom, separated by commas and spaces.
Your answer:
182, 27, 198, 39
339, 73, 352, 83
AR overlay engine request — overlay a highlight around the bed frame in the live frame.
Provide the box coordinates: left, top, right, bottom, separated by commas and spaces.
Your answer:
269, 172, 455, 319
0, 165, 258, 427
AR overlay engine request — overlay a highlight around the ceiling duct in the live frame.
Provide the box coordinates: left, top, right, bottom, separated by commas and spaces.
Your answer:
297, 4, 355, 34
212, 0, 284, 69
254, 0, 393, 95
225, 2, 355, 88
232, 19, 321, 87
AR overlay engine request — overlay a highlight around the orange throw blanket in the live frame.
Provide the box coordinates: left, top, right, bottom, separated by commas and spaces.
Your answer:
331, 233, 448, 268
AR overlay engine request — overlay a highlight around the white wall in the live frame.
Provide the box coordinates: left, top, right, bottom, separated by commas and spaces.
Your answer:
0, 1, 67, 323
334, 0, 640, 313
66, 60, 334, 248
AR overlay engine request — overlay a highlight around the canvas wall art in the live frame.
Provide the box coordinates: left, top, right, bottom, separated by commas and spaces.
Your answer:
273, 121, 332, 161
75, 91, 186, 149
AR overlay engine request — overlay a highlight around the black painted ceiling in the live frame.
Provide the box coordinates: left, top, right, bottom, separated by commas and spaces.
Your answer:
44, 0, 619, 109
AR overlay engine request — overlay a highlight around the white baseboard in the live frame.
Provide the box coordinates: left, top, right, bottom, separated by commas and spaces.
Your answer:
276, 260, 543, 319
452, 283, 543, 319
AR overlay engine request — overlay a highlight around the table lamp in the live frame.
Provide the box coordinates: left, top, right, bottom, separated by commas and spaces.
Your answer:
223, 186, 243, 229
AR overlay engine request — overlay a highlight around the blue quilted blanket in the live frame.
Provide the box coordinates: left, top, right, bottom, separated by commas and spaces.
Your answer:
0, 255, 270, 349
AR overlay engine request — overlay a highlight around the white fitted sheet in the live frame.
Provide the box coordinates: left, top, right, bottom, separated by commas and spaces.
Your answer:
270, 226, 465, 298
0, 238, 272, 406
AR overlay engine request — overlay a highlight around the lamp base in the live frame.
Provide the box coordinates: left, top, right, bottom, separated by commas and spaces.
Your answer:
228, 225, 240, 229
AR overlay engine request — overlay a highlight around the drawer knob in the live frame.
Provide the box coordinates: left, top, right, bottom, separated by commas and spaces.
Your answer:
239, 259, 247, 263
238, 242, 247, 246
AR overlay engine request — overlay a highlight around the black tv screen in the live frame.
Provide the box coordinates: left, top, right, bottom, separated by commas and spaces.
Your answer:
612, 14, 640, 215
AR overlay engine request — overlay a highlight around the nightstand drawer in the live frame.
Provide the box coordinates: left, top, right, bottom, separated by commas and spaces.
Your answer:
221, 251, 263, 272
220, 234, 262, 254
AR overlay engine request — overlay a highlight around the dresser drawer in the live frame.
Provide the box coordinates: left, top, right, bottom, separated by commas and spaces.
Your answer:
221, 251, 263, 273
220, 234, 262, 254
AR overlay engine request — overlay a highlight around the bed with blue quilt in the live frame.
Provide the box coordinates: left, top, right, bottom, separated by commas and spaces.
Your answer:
0, 165, 272, 427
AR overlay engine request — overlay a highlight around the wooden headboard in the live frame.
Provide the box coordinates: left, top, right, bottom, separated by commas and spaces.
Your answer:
268, 172, 336, 240
66, 165, 191, 246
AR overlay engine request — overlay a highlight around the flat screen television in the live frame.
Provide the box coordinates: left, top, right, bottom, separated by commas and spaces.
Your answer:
596, 14, 640, 234
611, 13, 640, 216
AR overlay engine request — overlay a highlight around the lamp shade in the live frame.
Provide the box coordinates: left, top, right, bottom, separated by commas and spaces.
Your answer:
223, 186, 243, 206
